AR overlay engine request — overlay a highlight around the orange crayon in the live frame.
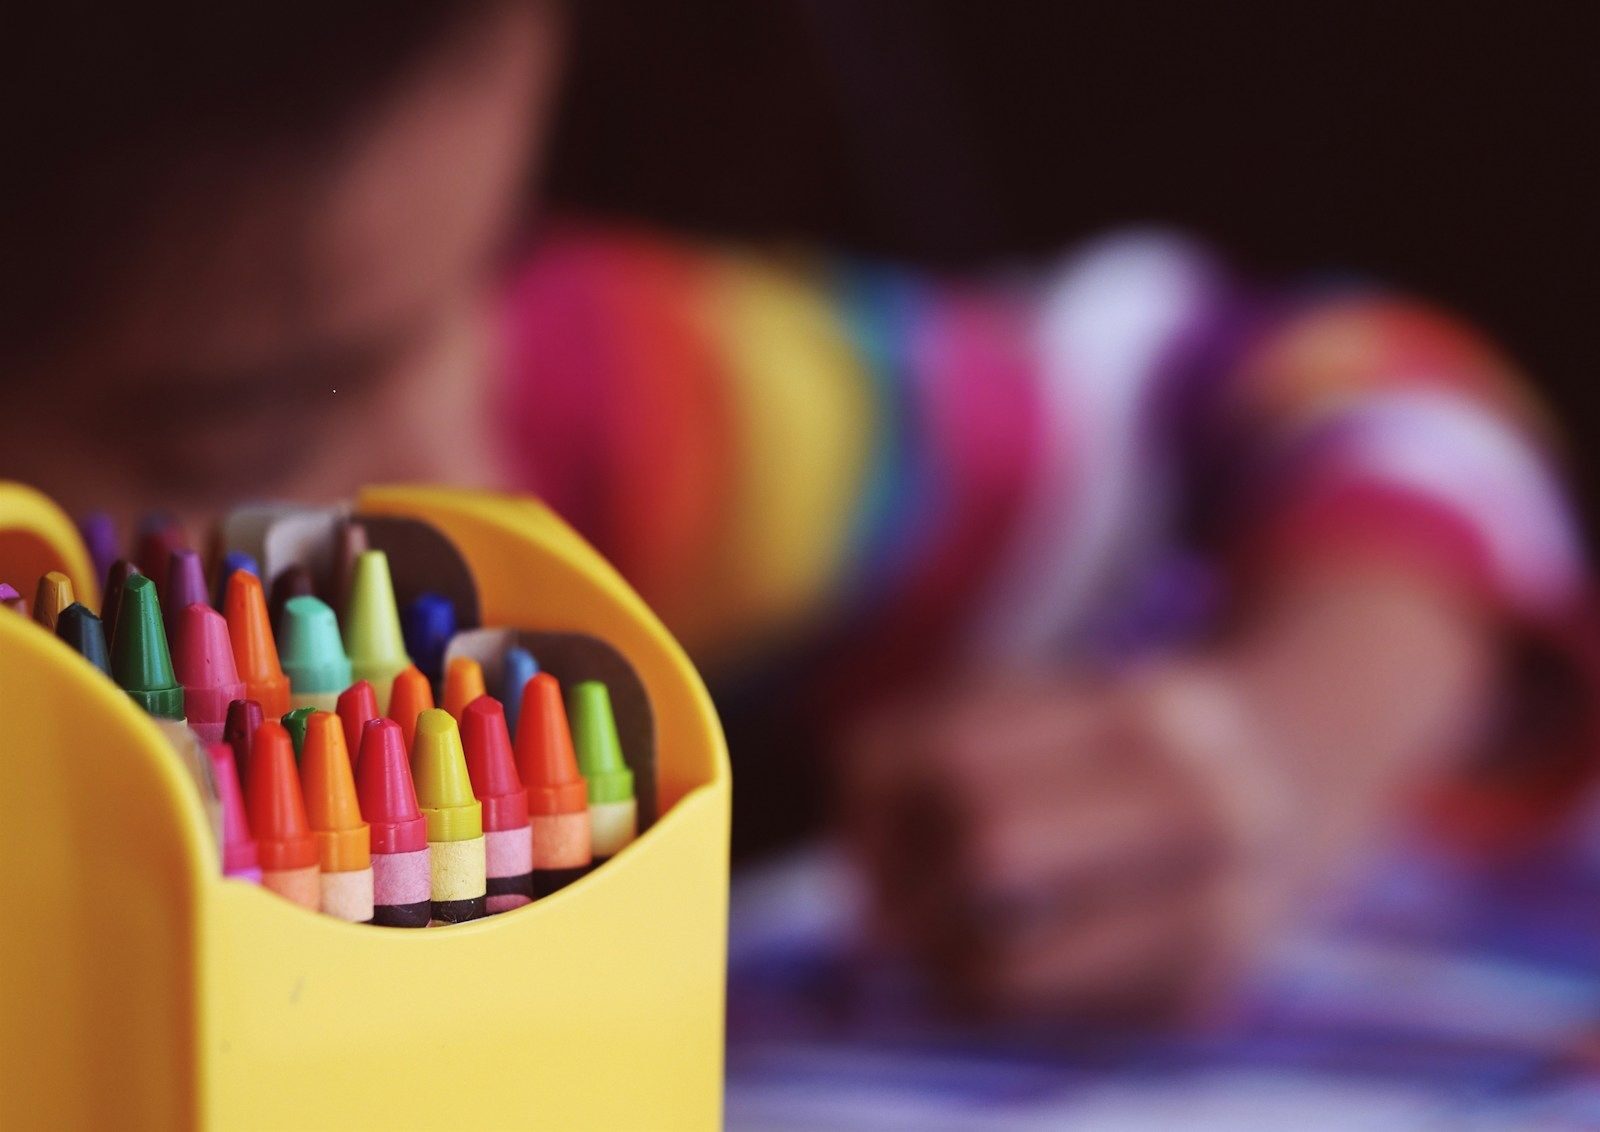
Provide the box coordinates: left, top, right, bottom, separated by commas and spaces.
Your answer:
387, 664, 435, 751
224, 570, 291, 719
245, 721, 320, 910
300, 713, 374, 923
442, 655, 486, 720
514, 674, 592, 898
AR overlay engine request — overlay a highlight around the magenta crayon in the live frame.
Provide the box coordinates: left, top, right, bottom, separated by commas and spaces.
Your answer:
172, 604, 246, 744
224, 698, 264, 784
356, 719, 432, 928
245, 721, 320, 909
206, 741, 261, 884
461, 697, 534, 912
0, 582, 25, 615
101, 559, 141, 643
77, 511, 118, 583
337, 681, 380, 772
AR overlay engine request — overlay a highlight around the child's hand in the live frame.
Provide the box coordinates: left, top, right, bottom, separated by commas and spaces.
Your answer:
840, 570, 1493, 1021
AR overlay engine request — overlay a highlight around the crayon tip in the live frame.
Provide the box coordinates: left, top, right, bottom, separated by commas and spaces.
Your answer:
223, 570, 291, 718
77, 512, 118, 582
215, 550, 260, 607
460, 697, 529, 831
400, 593, 456, 685
337, 680, 381, 770
443, 655, 487, 721
355, 719, 428, 853
514, 673, 589, 815
343, 549, 410, 709
501, 646, 539, 735
281, 706, 316, 757
300, 712, 370, 871
278, 595, 352, 697
244, 722, 318, 871
173, 604, 245, 743
32, 570, 75, 632
568, 681, 634, 804
164, 549, 210, 640
109, 573, 185, 719
0, 582, 28, 615
135, 518, 188, 605
332, 520, 370, 611
387, 664, 435, 751
268, 565, 316, 641
206, 741, 260, 880
224, 698, 264, 783
411, 709, 483, 841
55, 602, 111, 674
101, 559, 141, 641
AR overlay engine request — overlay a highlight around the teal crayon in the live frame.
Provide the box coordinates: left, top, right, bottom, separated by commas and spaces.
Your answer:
279, 594, 352, 712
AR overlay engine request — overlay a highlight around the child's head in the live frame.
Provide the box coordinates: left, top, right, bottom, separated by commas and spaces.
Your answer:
2, 1, 561, 527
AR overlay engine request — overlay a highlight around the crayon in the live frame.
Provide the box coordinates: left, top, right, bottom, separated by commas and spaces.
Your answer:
135, 516, 187, 604
400, 593, 456, 686
332, 520, 369, 612
410, 709, 487, 923
281, 706, 315, 757
172, 604, 245, 744
164, 549, 210, 641
101, 559, 141, 643
279, 594, 352, 712
31, 571, 75, 632
501, 645, 539, 736
0, 582, 25, 615
206, 741, 261, 884
461, 697, 534, 911
109, 573, 185, 720
337, 680, 380, 771
300, 713, 374, 922
224, 698, 264, 783
55, 602, 110, 675
214, 550, 260, 607
268, 564, 315, 640
443, 655, 487, 720
513, 673, 592, 897
387, 664, 435, 751
77, 511, 118, 583
223, 569, 292, 719
569, 681, 637, 861
343, 549, 410, 712
245, 722, 320, 909
355, 719, 431, 927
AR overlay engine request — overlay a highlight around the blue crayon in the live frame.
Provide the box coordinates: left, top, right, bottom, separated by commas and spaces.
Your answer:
400, 593, 456, 686
77, 512, 119, 583
214, 550, 260, 606
501, 646, 539, 736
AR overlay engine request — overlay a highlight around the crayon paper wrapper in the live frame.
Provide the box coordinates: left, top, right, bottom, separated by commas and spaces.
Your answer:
372, 848, 432, 906
589, 800, 638, 859
486, 823, 534, 878
321, 867, 376, 922
264, 865, 321, 909
533, 812, 591, 870
430, 837, 487, 902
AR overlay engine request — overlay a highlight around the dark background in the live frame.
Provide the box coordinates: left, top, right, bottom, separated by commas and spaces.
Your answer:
546, 0, 1597, 515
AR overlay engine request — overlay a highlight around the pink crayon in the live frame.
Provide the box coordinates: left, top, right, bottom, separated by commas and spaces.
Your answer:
206, 741, 261, 884
173, 604, 246, 744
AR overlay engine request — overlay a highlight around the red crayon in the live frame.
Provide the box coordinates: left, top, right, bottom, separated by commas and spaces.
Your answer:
461, 697, 534, 912
337, 680, 381, 772
173, 604, 246, 744
355, 719, 431, 928
224, 698, 264, 784
245, 722, 320, 910
206, 741, 261, 884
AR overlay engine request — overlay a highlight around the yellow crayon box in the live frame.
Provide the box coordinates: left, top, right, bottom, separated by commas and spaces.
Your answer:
0, 482, 730, 1130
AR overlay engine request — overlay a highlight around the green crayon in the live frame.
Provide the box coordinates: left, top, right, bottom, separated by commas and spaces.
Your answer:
110, 574, 185, 720
343, 550, 411, 715
568, 681, 637, 861
281, 706, 316, 758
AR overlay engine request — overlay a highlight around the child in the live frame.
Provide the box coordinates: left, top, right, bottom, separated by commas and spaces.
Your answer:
2, 1, 1589, 1020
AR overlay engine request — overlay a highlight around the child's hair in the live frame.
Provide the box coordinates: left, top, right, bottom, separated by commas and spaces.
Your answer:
2, 1, 505, 373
